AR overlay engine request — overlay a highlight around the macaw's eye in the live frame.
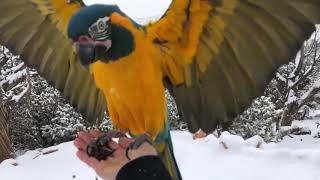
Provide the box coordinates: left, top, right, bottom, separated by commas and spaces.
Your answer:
98, 20, 106, 31
88, 17, 111, 41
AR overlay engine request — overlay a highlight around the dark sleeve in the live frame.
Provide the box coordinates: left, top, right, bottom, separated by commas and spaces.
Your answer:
116, 155, 173, 180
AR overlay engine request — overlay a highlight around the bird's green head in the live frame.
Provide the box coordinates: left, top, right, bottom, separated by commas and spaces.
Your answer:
67, 4, 136, 67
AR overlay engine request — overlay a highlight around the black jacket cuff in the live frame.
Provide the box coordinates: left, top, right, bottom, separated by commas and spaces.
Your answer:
116, 155, 172, 180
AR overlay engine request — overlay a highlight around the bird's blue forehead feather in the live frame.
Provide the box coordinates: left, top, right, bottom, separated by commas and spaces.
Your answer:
67, 4, 122, 41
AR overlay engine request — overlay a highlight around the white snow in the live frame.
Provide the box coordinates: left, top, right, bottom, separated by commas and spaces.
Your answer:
175, 131, 320, 180
83, 0, 170, 20
1, 120, 320, 180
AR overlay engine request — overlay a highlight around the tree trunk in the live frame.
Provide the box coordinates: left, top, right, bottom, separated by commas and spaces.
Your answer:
0, 102, 13, 162
280, 101, 300, 126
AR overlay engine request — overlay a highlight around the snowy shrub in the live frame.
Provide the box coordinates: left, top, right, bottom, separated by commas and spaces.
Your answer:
84, 113, 113, 132
165, 90, 188, 130
165, 90, 179, 122
8, 74, 88, 149
229, 96, 277, 141
41, 104, 85, 145
0, 46, 30, 104
98, 114, 113, 131
8, 115, 43, 151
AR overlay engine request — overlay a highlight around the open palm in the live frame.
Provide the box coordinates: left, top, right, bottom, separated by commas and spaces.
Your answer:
74, 130, 133, 180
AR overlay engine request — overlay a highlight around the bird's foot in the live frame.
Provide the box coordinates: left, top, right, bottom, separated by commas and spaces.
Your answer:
128, 133, 153, 150
125, 133, 153, 160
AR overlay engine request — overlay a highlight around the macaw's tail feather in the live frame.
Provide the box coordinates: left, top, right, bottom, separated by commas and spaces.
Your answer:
154, 132, 182, 180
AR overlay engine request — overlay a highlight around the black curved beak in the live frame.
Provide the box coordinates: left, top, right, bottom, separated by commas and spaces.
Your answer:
94, 42, 111, 62
74, 39, 112, 68
75, 43, 97, 67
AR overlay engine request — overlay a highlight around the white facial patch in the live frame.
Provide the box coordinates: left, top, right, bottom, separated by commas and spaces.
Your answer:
88, 17, 111, 41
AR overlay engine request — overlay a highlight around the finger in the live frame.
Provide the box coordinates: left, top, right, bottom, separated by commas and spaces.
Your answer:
78, 132, 95, 144
119, 138, 134, 148
87, 157, 100, 169
90, 130, 102, 138
74, 138, 87, 151
76, 150, 90, 163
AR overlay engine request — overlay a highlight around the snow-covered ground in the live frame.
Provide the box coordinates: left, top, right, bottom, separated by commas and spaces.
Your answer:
1, 120, 320, 180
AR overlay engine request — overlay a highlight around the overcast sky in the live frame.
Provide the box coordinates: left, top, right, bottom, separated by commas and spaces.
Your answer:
83, 0, 171, 19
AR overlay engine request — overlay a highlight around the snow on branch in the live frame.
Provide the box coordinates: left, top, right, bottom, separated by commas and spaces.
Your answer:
11, 82, 30, 103
276, 27, 320, 127
0, 68, 27, 86
276, 72, 286, 83
0, 46, 31, 104
299, 79, 320, 106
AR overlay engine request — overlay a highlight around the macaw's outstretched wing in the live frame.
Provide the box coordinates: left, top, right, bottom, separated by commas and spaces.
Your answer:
147, 0, 320, 133
0, 0, 106, 123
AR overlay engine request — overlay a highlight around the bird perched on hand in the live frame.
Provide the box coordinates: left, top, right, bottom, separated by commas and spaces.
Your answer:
1, 0, 320, 179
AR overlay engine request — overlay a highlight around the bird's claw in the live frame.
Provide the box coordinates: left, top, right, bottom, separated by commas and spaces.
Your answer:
125, 133, 153, 160
129, 133, 153, 150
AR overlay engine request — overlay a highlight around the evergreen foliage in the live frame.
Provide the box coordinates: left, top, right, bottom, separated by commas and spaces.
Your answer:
229, 96, 277, 141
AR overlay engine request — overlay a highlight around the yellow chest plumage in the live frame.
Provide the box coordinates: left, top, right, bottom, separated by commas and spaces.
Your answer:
92, 16, 166, 138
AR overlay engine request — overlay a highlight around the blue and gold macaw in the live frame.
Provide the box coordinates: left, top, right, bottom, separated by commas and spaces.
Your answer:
1, 0, 320, 179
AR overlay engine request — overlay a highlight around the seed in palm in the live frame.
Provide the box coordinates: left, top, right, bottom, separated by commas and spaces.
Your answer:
87, 134, 114, 161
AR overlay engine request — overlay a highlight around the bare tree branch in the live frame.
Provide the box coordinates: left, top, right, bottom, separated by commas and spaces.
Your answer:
290, 37, 318, 90
292, 43, 306, 78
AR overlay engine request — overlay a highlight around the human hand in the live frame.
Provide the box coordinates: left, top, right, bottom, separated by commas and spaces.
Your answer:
74, 130, 157, 180
74, 130, 132, 180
